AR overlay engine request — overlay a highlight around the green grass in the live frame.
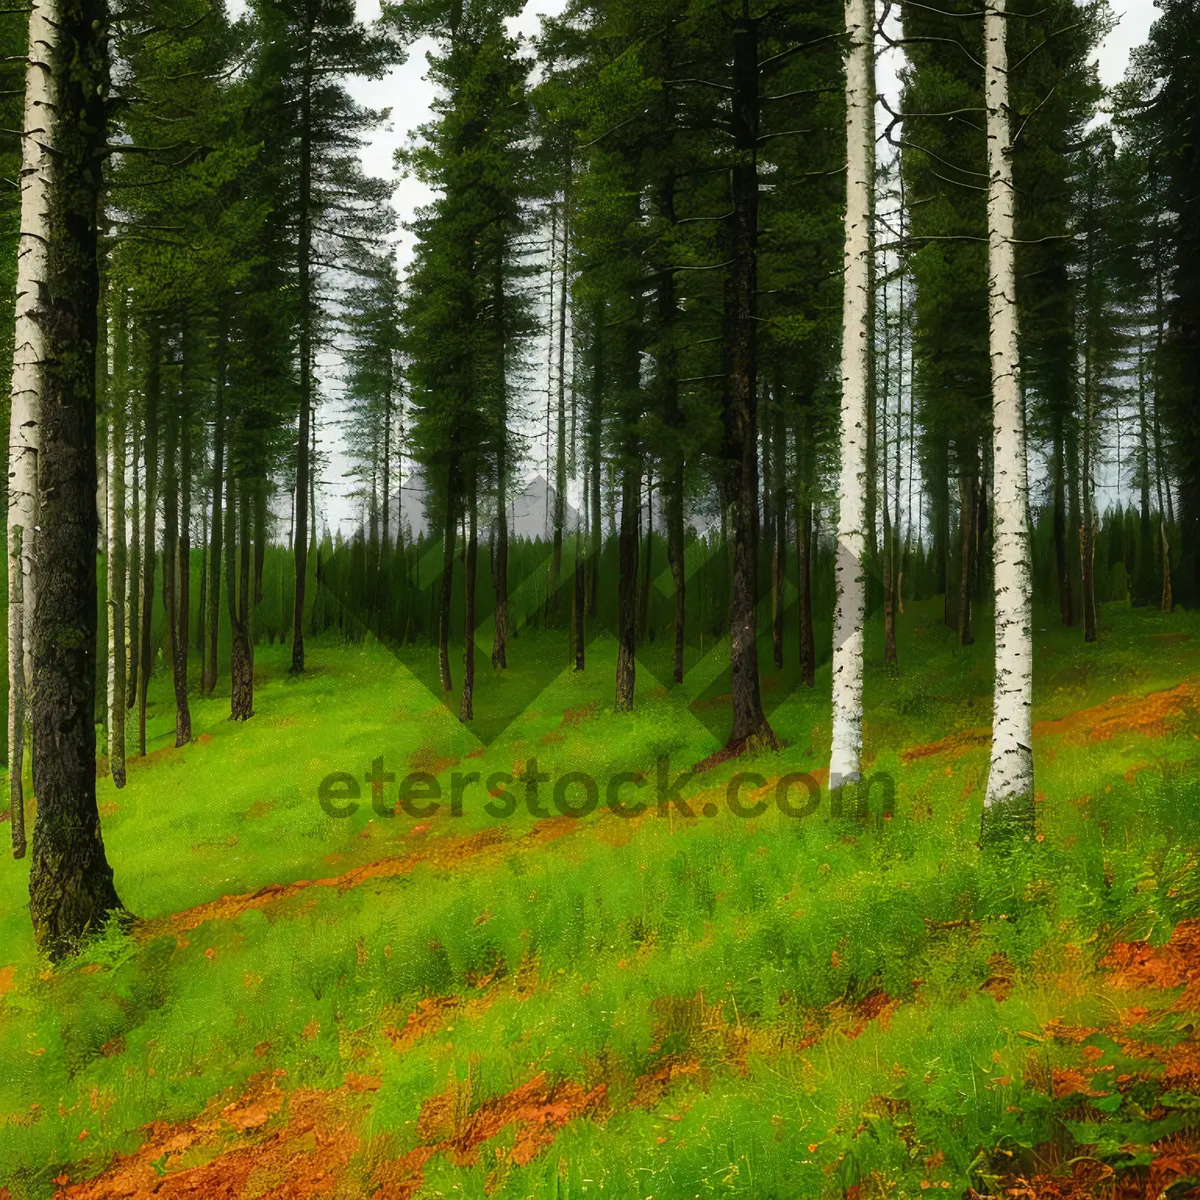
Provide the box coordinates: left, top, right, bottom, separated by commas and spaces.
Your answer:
1, 597, 1199, 1198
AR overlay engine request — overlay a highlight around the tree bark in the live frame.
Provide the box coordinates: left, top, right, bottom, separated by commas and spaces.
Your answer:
1052, 415, 1072, 624
107, 291, 128, 788
638, 470, 653, 643
174, 373, 191, 748
771, 393, 786, 671
587, 305, 603, 619
126, 416, 140, 711
138, 327, 160, 757
162, 358, 179, 736
615, 455, 639, 712
829, 0, 873, 786
28, 0, 122, 956
794, 411, 815, 689
981, 0, 1035, 842
459, 466, 477, 722
204, 313, 226, 695
957, 464, 975, 646
8, 0, 55, 849
722, 15, 774, 750
230, 476, 254, 721
491, 252, 509, 670
437, 476, 456, 694
551, 176, 570, 604
290, 23, 315, 674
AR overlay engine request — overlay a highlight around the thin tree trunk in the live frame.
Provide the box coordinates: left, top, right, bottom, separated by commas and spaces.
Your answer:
491, 251, 509, 670
957, 466, 975, 646
204, 313, 226, 695
794, 411, 815, 689
830, 0, 873, 787
723, 15, 774, 749
107, 294, 128, 788
459, 467, 477, 722
573, 523, 586, 671
638, 469, 653, 643
981, 0, 1035, 842
1052, 416, 1072, 624
290, 29, 315, 674
437, 475, 456, 694
138, 328, 161, 757
126, 417, 140, 711
230, 477, 254, 720
162, 362, 179, 737
174, 381, 191, 748
587, 303, 603, 619
7, 0, 55, 851
615, 455, 639, 712
253, 479, 265, 608
771, 393, 786, 670
28, 0, 122, 955
552, 176, 570, 603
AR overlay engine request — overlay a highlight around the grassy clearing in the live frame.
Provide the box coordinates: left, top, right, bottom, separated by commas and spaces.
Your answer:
1, 598, 1199, 1198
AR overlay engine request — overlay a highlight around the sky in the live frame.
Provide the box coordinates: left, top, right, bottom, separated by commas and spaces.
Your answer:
316, 0, 1162, 535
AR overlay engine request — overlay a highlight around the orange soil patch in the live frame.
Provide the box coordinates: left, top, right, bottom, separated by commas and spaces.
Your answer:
900, 678, 1200, 765
55, 1071, 365, 1200
0, 965, 13, 998
561, 701, 599, 726
383, 995, 463, 1054
138, 816, 579, 941
1101, 917, 1200, 997
372, 1072, 608, 1198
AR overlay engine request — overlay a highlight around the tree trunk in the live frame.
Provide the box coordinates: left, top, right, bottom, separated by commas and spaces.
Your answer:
290, 31, 315, 674
491, 253, 509, 670
437, 477, 456, 694
830, 0, 873, 786
723, 16, 774, 750
794, 412, 816, 688
107, 293, 128, 788
552, 178, 570, 605
204, 315, 226, 694
138, 327, 160, 757
28, 0, 122, 956
587, 306, 603, 620
8, 0, 55, 851
573, 524, 586, 671
230, 476, 253, 721
126, 418, 140, 711
459, 467, 477, 722
771, 395, 786, 670
253, 478, 266, 608
638, 470, 653, 643
615, 455, 639, 712
1052, 416, 1072, 624
174, 382, 191, 748
162, 363, 179, 737
981, 0, 1035, 843
957, 465, 975, 646
8, 528, 26, 857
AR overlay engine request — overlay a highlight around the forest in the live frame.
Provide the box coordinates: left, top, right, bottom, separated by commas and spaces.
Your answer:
0, 0, 1199, 1195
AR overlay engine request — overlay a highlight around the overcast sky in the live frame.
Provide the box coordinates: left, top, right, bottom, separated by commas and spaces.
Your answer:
319, 0, 1160, 535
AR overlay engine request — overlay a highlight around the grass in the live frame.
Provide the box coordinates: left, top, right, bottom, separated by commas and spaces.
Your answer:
1, 596, 1199, 1198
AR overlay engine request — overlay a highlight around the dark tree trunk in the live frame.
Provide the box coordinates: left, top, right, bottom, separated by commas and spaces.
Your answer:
138, 327, 161, 757
460, 467, 477, 722
771, 396, 786, 671
174, 380, 191, 747
573, 528, 586, 671
794, 412, 815, 688
615, 456, 639, 712
437, 476, 456, 694
28, 0, 122, 957
587, 304, 603, 619
253, 479, 266, 608
491, 253, 509, 670
957, 467, 975, 646
1052, 415, 1072, 624
290, 32, 315, 675
551, 180, 569, 605
638, 470, 653, 644
126, 420, 140, 711
162, 361, 179, 732
203, 312, 226, 695
721, 17, 774, 748
230, 478, 254, 721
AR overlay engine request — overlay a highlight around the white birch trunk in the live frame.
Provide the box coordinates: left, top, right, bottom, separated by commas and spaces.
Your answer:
829, 0, 874, 790
7, 0, 55, 844
982, 0, 1035, 837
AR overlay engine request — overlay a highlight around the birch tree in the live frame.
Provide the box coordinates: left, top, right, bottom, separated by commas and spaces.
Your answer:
980, 0, 1034, 844
828, 0, 873, 790
27, 0, 122, 957
7, 0, 55, 859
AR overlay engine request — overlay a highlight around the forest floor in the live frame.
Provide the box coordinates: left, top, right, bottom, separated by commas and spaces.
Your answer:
2, 598, 1200, 1198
